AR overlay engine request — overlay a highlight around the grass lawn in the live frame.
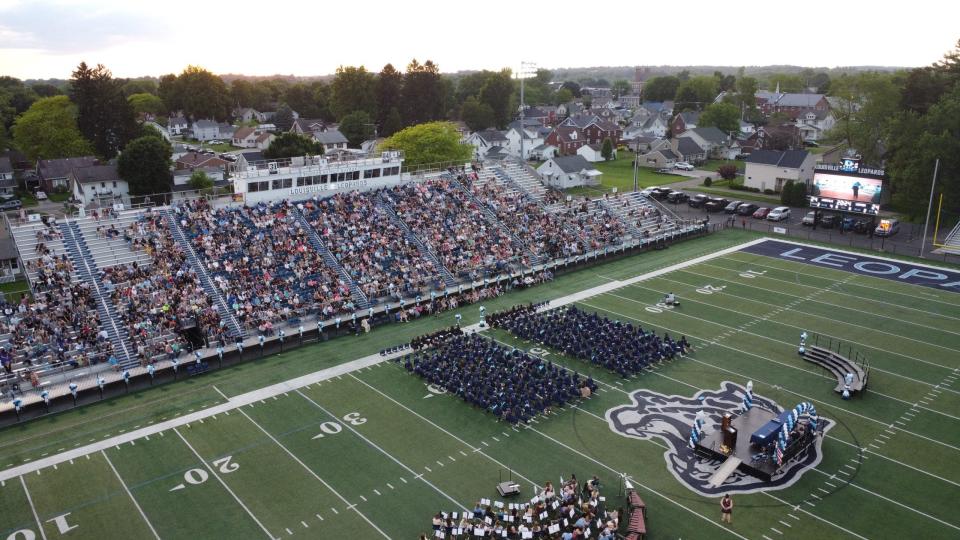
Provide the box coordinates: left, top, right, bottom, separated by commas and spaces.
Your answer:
695, 186, 782, 204
700, 159, 740, 172
1, 231, 956, 540
590, 159, 689, 192
181, 138, 237, 153
0, 279, 30, 302
47, 192, 71, 203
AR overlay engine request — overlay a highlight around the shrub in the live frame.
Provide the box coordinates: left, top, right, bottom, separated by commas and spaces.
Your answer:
718, 164, 738, 180
763, 189, 776, 195
703, 177, 712, 187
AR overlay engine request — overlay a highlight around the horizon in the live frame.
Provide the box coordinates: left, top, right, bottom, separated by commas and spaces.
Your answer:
0, 0, 957, 81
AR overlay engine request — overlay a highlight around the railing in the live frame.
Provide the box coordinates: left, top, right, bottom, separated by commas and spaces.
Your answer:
290, 206, 370, 310
375, 193, 458, 287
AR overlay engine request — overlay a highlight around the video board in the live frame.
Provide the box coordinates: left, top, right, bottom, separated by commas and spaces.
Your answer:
809, 159, 884, 215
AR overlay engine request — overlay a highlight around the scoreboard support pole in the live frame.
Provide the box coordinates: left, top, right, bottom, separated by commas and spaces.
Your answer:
920, 158, 939, 258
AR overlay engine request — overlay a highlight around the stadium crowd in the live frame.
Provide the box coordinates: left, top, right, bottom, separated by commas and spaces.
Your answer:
401, 332, 597, 423
492, 306, 689, 377
301, 191, 441, 301
423, 475, 619, 539
175, 199, 354, 333
386, 178, 523, 278
101, 211, 224, 364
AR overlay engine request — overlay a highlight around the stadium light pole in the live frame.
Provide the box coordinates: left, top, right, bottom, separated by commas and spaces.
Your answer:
518, 61, 536, 163
919, 158, 940, 259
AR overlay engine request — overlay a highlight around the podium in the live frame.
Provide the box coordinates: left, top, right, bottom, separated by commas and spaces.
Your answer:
496, 482, 520, 497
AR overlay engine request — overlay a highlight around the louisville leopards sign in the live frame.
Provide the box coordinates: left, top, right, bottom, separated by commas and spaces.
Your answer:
741, 240, 960, 293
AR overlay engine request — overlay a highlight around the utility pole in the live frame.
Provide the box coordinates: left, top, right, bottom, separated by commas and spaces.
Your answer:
919, 158, 940, 258
519, 61, 536, 163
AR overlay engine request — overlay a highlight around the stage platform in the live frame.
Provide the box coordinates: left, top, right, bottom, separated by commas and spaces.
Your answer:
695, 408, 789, 482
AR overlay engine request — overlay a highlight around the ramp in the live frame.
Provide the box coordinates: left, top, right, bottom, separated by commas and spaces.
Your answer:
708, 457, 743, 489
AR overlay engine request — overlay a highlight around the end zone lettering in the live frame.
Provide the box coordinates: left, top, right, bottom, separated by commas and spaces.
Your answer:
741, 240, 960, 292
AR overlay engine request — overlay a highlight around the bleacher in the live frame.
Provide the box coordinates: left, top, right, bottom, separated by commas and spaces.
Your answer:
71, 211, 153, 271
937, 221, 960, 254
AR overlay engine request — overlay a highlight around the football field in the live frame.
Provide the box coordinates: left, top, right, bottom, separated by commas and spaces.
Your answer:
1, 231, 958, 540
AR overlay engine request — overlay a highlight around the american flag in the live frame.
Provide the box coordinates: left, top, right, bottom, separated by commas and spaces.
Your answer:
776, 444, 784, 465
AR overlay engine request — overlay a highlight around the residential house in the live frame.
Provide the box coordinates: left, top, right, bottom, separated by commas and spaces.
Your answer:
171, 165, 229, 199
593, 108, 620, 123
774, 93, 829, 118
314, 130, 349, 152
743, 149, 816, 192
70, 164, 129, 206
232, 127, 276, 149
192, 120, 221, 141
504, 124, 549, 160
677, 127, 738, 159
176, 152, 228, 171
750, 124, 803, 151
624, 136, 666, 153
560, 115, 622, 146
639, 147, 680, 169
545, 126, 587, 156
218, 123, 236, 142
168, 116, 189, 136
672, 137, 707, 164
0, 157, 14, 197
37, 156, 98, 192
234, 151, 266, 172
795, 109, 836, 143
521, 106, 552, 126
670, 112, 699, 136
625, 115, 669, 139
235, 108, 266, 123
536, 155, 602, 189
0, 237, 22, 282
576, 143, 615, 163
290, 118, 328, 136
466, 129, 509, 159
528, 144, 558, 161
556, 102, 584, 118
739, 120, 756, 136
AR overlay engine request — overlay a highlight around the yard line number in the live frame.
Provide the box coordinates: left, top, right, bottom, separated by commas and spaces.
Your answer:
311, 412, 367, 439
169, 455, 241, 491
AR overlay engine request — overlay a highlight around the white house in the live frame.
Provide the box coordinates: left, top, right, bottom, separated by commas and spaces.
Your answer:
536, 155, 602, 189
235, 108, 266, 123
504, 126, 547, 160
576, 143, 615, 163
232, 127, 276, 149
192, 120, 220, 141
529, 144, 558, 161
70, 164, 130, 207
677, 127, 736, 159
743, 149, 816, 192
313, 130, 349, 152
0, 157, 14, 198
168, 116, 189, 136
795, 110, 836, 143
466, 129, 509, 159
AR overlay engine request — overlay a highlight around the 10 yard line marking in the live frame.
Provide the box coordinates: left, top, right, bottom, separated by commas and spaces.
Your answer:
174, 428, 277, 540
20, 476, 48, 540
212, 386, 391, 540
102, 450, 161, 539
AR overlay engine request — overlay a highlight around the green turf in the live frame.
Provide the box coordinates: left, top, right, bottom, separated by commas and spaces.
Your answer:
1, 231, 958, 540
591, 159, 689, 191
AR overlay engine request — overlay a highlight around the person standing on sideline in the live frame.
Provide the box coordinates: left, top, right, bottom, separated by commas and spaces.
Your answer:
721, 494, 733, 524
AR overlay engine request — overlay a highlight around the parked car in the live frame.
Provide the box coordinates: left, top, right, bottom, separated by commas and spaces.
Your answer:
820, 214, 839, 228
640, 186, 660, 197
724, 200, 744, 214
752, 207, 771, 219
0, 199, 23, 210
688, 194, 709, 208
35, 190, 48, 201
666, 191, 689, 203
704, 197, 730, 212
767, 207, 791, 221
209, 140, 222, 145
841, 216, 857, 231
650, 187, 673, 199
736, 203, 759, 216
802, 211, 817, 226
853, 218, 874, 234
874, 218, 900, 237
674, 161, 695, 171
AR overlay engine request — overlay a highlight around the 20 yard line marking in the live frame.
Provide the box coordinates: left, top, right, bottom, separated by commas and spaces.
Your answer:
174, 428, 277, 540
102, 450, 161, 539
211, 386, 391, 540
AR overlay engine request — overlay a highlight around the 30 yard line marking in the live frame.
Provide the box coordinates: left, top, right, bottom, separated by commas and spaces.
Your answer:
174, 428, 277, 540
102, 450, 161, 539
296, 389, 470, 513
211, 386, 391, 540
20, 476, 48, 540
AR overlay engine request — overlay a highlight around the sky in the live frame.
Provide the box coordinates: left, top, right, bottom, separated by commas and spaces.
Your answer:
1, 0, 958, 80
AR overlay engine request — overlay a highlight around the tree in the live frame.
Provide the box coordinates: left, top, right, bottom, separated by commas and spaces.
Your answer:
380, 121, 473, 168
517, 69, 554, 105
699, 102, 741, 134
30, 83, 61, 97
330, 66, 377, 120
127, 93, 164, 116
460, 96, 494, 131
729, 76, 759, 119
611, 79, 632, 99
601, 138, 614, 161
780, 180, 808, 204
376, 64, 403, 130
714, 71, 737, 92
263, 133, 322, 159
160, 66, 231, 121
117, 136, 171, 196
12, 96, 94, 162
382, 107, 403, 138
642, 76, 680, 102
402, 59, 444, 125
339, 110, 374, 147
283, 82, 325, 118
766, 73, 804, 93
560, 81, 581, 98
71, 62, 139, 159
122, 79, 157, 96
479, 70, 515, 129
675, 76, 719, 112
718, 164, 738, 180
552, 87, 573, 106
188, 170, 214, 190
272, 104, 295, 131
827, 72, 903, 164
900, 67, 950, 115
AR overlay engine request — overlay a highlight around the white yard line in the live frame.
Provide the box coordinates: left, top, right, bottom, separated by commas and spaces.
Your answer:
20, 476, 49, 540
214, 387, 391, 540
295, 389, 469, 513
101, 450, 161, 539
174, 428, 277, 540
